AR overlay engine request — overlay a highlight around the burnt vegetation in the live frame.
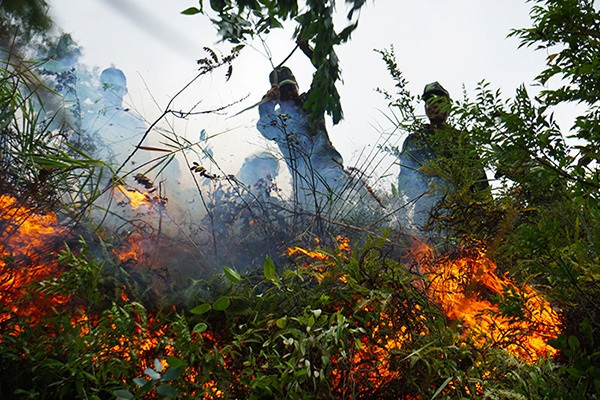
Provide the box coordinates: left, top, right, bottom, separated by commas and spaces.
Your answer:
0, 0, 599, 399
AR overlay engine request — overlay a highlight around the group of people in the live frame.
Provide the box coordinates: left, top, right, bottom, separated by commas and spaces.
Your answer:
53, 56, 487, 238
255, 66, 490, 234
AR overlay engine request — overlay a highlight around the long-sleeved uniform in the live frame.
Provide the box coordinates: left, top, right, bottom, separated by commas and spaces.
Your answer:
257, 96, 347, 208
397, 124, 489, 229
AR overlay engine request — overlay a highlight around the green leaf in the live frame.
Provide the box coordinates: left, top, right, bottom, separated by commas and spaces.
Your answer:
568, 335, 580, 351
193, 322, 208, 333
209, 0, 226, 12
156, 384, 179, 396
431, 377, 453, 399
223, 266, 242, 283
181, 7, 202, 15
190, 303, 211, 315
276, 317, 287, 329
166, 356, 188, 369
264, 256, 276, 280
232, 44, 245, 53
161, 366, 185, 382
40, 358, 64, 368
213, 296, 231, 311
113, 390, 134, 400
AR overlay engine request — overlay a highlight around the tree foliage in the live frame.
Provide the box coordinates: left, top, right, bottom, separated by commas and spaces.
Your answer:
380, 2, 600, 396
183, 0, 371, 125
0, 0, 52, 46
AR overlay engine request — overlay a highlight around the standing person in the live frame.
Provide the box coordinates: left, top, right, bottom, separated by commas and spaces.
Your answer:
256, 66, 348, 211
83, 66, 147, 169
397, 82, 489, 231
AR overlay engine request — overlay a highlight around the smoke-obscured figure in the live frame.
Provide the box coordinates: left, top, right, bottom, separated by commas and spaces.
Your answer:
236, 151, 280, 194
83, 66, 147, 171
397, 82, 489, 232
257, 67, 348, 212
196, 150, 290, 272
36, 34, 85, 138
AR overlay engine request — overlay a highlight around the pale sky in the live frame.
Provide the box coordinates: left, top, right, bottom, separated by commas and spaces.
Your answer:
48, 0, 548, 188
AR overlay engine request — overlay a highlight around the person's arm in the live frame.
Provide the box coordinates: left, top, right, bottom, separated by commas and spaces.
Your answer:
257, 85, 281, 140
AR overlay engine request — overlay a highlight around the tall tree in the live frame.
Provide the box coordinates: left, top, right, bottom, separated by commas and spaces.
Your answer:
0, 0, 52, 46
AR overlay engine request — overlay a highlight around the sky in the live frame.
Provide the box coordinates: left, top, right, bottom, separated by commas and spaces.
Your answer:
47, 0, 549, 189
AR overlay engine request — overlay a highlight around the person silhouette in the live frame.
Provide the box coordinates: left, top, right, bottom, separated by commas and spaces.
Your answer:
397, 82, 489, 231
82, 66, 148, 172
256, 67, 348, 211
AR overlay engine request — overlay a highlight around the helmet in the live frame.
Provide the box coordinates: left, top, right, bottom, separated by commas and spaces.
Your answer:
423, 81, 449, 101
269, 67, 297, 87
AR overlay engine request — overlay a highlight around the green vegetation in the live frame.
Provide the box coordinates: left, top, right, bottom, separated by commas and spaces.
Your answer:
0, 236, 581, 399
0, 0, 599, 399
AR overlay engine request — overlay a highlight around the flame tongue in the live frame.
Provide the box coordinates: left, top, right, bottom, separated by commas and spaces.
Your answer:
0, 195, 68, 326
113, 184, 165, 209
417, 244, 561, 362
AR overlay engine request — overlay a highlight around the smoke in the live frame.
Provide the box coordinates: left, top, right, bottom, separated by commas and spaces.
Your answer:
3, 29, 425, 306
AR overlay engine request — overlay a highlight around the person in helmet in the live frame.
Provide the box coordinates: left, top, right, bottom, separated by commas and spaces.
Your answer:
256, 66, 349, 210
397, 82, 489, 231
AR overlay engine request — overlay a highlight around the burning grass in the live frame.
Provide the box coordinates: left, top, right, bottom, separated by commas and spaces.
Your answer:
0, 195, 68, 327
413, 243, 561, 363
0, 197, 567, 399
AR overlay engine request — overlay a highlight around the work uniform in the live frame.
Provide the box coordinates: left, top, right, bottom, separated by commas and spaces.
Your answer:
398, 122, 489, 230
257, 89, 347, 209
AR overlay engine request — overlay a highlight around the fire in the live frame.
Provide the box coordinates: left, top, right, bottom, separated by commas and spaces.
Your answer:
113, 184, 164, 209
287, 235, 351, 282
288, 235, 562, 388
415, 243, 561, 363
114, 232, 144, 262
0, 195, 68, 326
287, 245, 330, 261
0, 193, 562, 397
0, 195, 228, 398
0, 196, 175, 378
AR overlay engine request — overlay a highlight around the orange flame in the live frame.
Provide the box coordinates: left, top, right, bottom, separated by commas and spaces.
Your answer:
287, 236, 351, 282
113, 185, 164, 209
415, 243, 561, 362
113, 232, 144, 262
0, 195, 225, 398
287, 235, 562, 396
0, 195, 68, 327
